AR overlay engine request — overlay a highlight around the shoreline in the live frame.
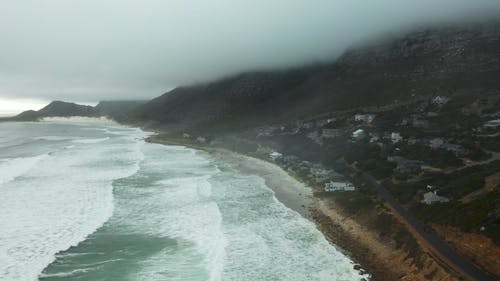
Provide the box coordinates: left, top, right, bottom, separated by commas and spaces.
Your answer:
208, 149, 314, 219
147, 135, 315, 219
146, 136, 377, 277
146, 134, 472, 281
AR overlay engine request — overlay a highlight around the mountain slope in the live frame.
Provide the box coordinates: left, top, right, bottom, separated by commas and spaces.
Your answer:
10, 101, 98, 121
132, 23, 500, 133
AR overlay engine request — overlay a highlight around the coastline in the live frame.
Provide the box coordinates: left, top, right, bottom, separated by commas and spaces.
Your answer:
146, 134, 468, 281
209, 149, 314, 219
147, 135, 314, 218
146, 136, 378, 278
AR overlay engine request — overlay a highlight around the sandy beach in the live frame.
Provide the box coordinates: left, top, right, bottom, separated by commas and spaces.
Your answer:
208, 149, 314, 219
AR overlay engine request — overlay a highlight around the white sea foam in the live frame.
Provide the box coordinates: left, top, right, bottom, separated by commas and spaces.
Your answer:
0, 123, 147, 281
33, 136, 79, 141
72, 137, 110, 144
41, 116, 114, 124
0, 121, 366, 281
0, 154, 48, 185
38, 267, 101, 278
117, 144, 227, 281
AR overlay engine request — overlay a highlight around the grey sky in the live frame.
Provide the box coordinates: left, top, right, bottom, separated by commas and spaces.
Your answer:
1, 0, 500, 106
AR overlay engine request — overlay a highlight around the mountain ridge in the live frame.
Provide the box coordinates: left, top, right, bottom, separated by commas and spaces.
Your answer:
130, 22, 500, 134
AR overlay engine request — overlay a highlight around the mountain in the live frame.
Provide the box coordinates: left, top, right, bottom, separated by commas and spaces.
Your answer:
132, 23, 500, 133
131, 22, 500, 280
11, 101, 98, 121
95, 100, 148, 120
4, 100, 147, 122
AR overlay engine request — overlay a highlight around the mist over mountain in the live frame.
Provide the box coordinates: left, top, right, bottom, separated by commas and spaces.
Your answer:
1, 0, 499, 104
130, 22, 500, 133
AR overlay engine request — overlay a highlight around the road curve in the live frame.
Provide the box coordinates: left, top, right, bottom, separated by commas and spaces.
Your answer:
360, 172, 497, 281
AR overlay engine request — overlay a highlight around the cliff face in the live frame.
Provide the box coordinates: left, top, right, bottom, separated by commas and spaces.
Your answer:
132, 23, 500, 133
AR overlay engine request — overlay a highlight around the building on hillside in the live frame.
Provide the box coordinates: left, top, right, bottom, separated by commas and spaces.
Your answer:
391, 132, 403, 144
196, 137, 206, 143
269, 151, 283, 161
431, 96, 450, 106
352, 129, 366, 140
324, 181, 355, 192
354, 114, 376, 123
421, 191, 450, 204
483, 119, 500, 129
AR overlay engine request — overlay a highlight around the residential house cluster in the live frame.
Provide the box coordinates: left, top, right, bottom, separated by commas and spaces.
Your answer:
483, 119, 500, 130
421, 190, 450, 204
324, 181, 355, 192
354, 113, 376, 123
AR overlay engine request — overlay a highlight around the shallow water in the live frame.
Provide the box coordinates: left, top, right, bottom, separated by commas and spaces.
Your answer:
0, 120, 368, 281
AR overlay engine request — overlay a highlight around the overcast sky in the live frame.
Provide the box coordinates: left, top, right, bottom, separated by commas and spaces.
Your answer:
1, 0, 500, 113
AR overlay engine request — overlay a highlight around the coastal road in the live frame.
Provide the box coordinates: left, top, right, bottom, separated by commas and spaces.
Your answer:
359, 172, 497, 281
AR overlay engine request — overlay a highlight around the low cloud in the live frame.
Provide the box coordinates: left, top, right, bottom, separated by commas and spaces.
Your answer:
0, 0, 499, 103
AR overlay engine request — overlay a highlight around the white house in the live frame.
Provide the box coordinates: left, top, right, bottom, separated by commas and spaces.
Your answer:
269, 151, 283, 160
354, 114, 376, 123
391, 132, 403, 144
324, 181, 355, 192
431, 96, 450, 106
196, 137, 206, 143
352, 129, 366, 140
421, 191, 449, 204
483, 119, 500, 129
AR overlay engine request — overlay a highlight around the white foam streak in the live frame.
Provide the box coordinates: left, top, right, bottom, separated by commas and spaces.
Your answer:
72, 137, 110, 144
40, 116, 114, 124
0, 122, 148, 281
0, 154, 48, 185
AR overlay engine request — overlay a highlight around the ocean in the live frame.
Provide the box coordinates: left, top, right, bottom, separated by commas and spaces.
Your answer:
0, 118, 367, 281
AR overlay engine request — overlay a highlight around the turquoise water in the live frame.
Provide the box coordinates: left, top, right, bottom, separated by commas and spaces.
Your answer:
0, 119, 368, 281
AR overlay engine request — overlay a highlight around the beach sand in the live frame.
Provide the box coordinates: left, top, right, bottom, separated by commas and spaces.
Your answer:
208, 149, 314, 218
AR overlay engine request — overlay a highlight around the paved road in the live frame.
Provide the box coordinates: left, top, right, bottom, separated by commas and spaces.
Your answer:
359, 172, 497, 281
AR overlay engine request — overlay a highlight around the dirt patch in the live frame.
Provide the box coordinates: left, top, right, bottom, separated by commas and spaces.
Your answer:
433, 224, 500, 278
461, 171, 500, 203
314, 200, 457, 281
